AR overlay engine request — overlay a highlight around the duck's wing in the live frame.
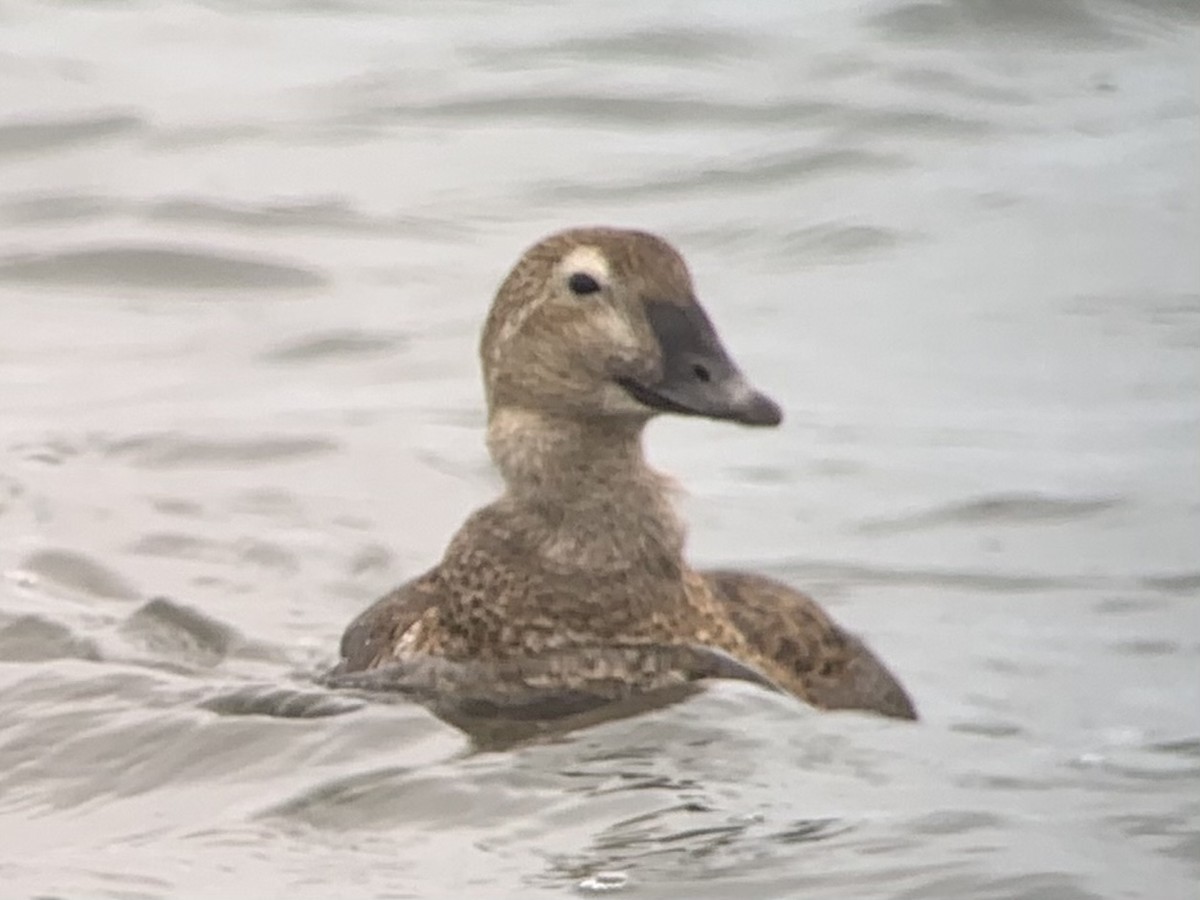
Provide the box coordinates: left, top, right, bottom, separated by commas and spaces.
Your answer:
333, 571, 442, 674
702, 570, 918, 720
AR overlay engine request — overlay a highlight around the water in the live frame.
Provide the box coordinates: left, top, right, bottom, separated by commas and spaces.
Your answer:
1, 0, 1197, 896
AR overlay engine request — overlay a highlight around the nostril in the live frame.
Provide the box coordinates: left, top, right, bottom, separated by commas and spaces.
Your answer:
692, 364, 711, 383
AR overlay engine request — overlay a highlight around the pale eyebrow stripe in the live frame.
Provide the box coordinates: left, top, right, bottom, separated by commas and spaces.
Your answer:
558, 245, 611, 283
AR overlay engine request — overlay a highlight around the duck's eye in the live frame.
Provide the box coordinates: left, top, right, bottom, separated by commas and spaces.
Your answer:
567, 272, 602, 297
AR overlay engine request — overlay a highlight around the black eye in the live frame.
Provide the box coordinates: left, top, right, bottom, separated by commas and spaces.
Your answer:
567, 272, 601, 296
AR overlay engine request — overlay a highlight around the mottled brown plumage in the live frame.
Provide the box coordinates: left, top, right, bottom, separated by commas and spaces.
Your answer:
332, 227, 916, 722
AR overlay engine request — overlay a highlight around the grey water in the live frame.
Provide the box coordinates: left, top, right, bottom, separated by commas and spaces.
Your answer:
1, 1, 1198, 897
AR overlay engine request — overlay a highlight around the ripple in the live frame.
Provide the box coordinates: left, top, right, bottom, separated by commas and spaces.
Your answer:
476, 25, 755, 66
10, 437, 82, 466
1149, 737, 1200, 760
839, 107, 993, 139
119, 597, 245, 668
907, 809, 1005, 836
148, 496, 206, 518
1076, 736, 1200, 782
237, 539, 300, 574
951, 720, 1025, 739
0, 192, 121, 225
126, 532, 217, 561
0, 112, 143, 157
756, 559, 1073, 593
17, 548, 141, 601
0, 244, 327, 292
1111, 638, 1181, 657
902, 871, 1106, 899
147, 197, 378, 232
199, 685, 365, 719
261, 765, 417, 827
1066, 292, 1200, 348
263, 329, 405, 363
860, 493, 1123, 534
1141, 572, 1200, 595
1109, 812, 1200, 868
0, 615, 100, 662
101, 433, 338, 469
144, 196, 474, 241
772, 817, 852, 843
890, 67, 1032, 106
123, 533, 300, 575
539, 147, 903, 203
263, 761, 559, 831
870, 0, 1134, 47
537, 802, 849, 890
407, 93, 836, 128
774, 222, 908, 262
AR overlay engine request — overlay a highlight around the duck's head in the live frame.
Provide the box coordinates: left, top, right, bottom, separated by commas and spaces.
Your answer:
481, 227, 782, 428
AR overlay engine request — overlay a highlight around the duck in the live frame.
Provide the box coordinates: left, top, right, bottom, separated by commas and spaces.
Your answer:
329, 227, 916, 724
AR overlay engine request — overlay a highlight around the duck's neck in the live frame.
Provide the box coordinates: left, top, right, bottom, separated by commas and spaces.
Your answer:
485, 407, 686, 574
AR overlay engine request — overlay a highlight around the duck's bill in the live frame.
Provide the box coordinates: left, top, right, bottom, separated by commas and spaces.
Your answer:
618, 299, 783, 427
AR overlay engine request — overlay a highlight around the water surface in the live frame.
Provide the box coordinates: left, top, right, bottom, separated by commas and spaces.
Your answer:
1, 1, 1197, 897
